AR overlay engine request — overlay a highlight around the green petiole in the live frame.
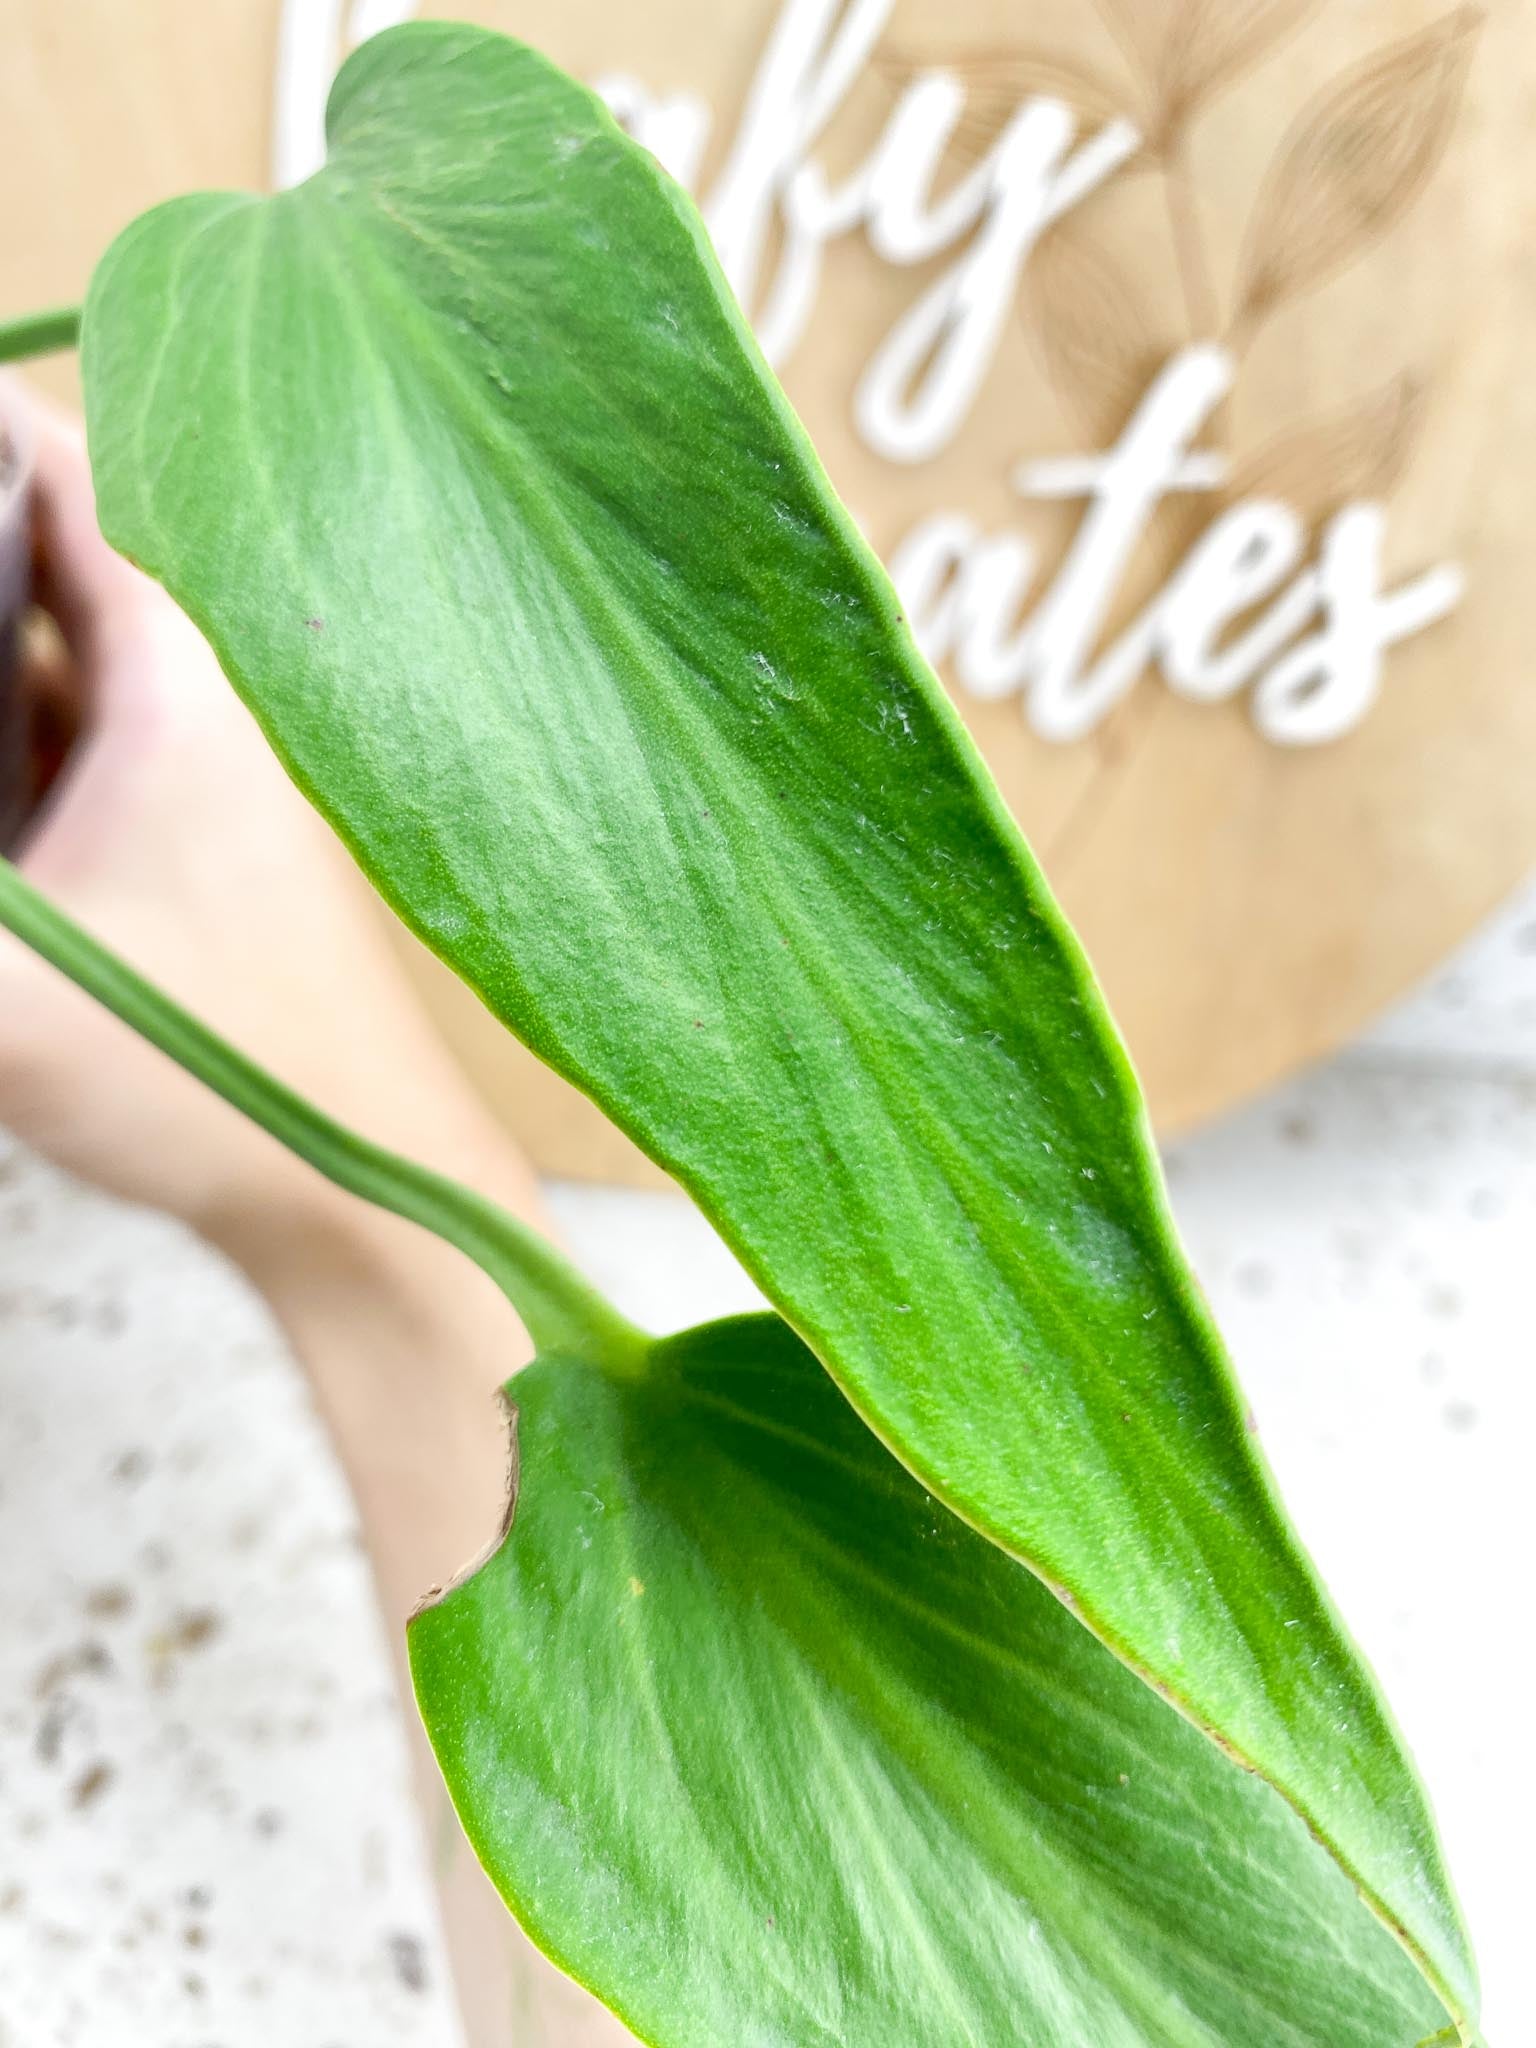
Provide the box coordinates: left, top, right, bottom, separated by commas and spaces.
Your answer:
0, 857, 645, 1368
0, 305, 83, 367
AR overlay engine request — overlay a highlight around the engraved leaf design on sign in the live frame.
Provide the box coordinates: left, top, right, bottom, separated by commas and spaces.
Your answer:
1096, 0, 1318, 131
1232, 371, 1429, 523
1236, 7, 1483, 324
876, 46, 1137, 169
1155, 0, 1321, 134
1026, 220, 1171, 436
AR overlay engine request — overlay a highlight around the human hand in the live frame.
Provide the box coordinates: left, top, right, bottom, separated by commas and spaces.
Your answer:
0, 380, 541, 1253
0, 381, 641, 2048
0, 383, 610, 2043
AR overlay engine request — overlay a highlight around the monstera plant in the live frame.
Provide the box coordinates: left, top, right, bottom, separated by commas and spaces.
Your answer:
0, 23, 1481, 2048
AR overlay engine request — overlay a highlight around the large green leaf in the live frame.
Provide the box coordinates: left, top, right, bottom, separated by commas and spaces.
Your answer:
0, 842, 1468, 2047
411, 1314, 1446, 2048
79, 21, 1473, 2033
0, 864, 1457, 2048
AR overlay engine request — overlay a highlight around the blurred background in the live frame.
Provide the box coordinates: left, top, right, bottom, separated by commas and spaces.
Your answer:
1, 4, 1531, 2043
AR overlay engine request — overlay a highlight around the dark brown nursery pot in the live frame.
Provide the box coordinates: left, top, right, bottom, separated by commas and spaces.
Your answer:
0, 411, 32, 853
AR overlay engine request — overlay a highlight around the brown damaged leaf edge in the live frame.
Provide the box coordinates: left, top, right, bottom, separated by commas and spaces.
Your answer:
411, 1395, 523, 1621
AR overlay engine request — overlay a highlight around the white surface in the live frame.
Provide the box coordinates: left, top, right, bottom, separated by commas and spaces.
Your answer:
4, 877, 1536, 2044
0, 1159, 459, 2048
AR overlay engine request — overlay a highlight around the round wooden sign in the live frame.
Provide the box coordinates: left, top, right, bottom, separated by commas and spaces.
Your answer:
2, 0, 1532, 1184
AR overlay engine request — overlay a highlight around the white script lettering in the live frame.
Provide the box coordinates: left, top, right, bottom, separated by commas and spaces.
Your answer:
274, 0, 1465, 746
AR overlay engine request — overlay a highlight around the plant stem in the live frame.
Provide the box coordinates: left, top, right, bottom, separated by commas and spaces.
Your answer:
0, 857, 647, 1369
0, 305, 83, 367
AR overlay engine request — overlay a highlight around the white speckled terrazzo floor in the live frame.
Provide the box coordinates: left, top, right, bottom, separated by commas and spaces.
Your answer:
3, 878, 1534, 2046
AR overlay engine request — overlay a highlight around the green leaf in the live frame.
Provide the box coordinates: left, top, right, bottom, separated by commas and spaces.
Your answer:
411, 1314, 1446, 2048
79, 21, 1474, 2033
0, 866, 1447, 2048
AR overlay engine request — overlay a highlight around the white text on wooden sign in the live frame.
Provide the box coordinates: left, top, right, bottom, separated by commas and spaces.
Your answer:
274, 0, 1464, 747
